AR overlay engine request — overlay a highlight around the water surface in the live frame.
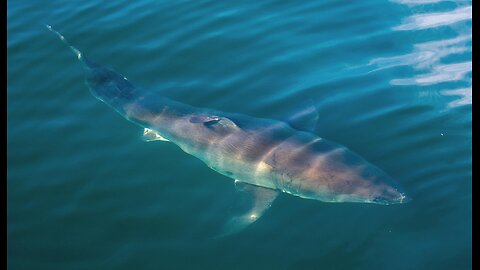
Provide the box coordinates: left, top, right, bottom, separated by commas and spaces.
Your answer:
7, 0, 471, 269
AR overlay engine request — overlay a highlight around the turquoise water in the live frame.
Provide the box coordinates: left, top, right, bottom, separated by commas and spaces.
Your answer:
7, 0, 471, 269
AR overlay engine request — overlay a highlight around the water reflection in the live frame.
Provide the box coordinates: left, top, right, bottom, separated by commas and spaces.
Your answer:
441, 87, 472, 108
371, 1, 471, 108
391, 61, 471, 86
394, 6, 471, 31
370, 34, 470, 71
394, 0, 470, 4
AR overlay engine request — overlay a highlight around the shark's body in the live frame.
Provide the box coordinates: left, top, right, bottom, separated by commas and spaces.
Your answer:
47, 26, 410, 235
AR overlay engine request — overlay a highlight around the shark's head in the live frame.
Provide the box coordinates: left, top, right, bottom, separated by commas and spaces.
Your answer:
295, 141, 410, 205
343, 164, 411, 205
309, 164, 410, 205
325, 154, 410, 205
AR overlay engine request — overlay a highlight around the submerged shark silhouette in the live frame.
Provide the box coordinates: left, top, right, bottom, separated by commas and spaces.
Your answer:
46, 25, 410, 236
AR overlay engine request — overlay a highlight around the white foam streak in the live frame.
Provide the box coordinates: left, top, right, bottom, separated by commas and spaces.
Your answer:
441, 87, 472, 108
392, 0, 470, 5
370, 34, 470, 71
394, 6, 471, 30
391, 61, 471, 85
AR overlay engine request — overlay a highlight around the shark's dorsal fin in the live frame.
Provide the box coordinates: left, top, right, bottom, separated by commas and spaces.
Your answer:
143, 128, 169, 142
217, 180, 279, 237
283, 99, 319, 132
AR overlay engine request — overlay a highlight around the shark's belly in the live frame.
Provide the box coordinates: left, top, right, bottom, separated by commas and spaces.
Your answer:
168, 116, 344, 199
208, 154, 281, 190
188, 131, 325, 195
176, 139, 282, 190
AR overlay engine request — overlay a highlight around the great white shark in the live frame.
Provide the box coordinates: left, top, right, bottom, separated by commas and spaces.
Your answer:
47, 25, 410, 235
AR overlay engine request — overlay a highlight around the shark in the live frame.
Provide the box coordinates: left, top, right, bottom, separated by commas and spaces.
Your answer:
46, 25, 410, 236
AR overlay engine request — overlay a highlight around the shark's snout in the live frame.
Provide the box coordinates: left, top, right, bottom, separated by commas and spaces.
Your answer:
398, 192, 412, 204
372, 190, 411, 205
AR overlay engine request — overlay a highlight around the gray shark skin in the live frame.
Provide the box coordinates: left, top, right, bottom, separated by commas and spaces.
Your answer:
47, 26, 410, 234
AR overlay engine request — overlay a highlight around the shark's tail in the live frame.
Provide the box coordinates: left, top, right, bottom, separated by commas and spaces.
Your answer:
45, 24, 96, 69
45, 24, 83, 59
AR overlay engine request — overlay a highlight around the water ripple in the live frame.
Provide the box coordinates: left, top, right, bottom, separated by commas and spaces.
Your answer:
7, 0, 471, 269
373, 1, 471, 108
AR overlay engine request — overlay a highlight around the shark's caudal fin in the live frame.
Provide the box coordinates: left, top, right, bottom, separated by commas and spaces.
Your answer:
45, 24, 96, 69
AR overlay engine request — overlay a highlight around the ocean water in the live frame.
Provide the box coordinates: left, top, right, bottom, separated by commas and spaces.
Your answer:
7, 0, 471, 269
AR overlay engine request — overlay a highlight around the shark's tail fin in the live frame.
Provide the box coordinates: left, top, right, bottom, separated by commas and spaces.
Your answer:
45, 24, 96, 69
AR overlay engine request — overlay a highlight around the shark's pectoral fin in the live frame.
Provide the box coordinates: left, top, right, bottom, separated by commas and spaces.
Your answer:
217, 180, 279, 237
142, 128, 169, 142
283, 99, 319, 132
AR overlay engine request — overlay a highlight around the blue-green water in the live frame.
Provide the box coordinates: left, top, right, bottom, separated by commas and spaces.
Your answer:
7, 0, 471, 269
